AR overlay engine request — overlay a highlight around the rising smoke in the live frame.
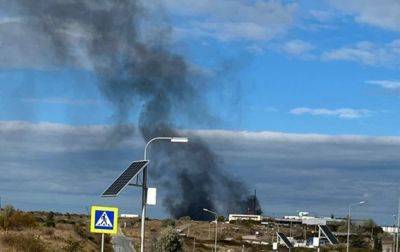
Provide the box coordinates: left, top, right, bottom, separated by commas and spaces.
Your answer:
5, 0, 261, 220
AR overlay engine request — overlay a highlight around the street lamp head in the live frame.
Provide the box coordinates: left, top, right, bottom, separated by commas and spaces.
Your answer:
203, 208, 209, 212
359, 201, 366, 205
171, 137, 189, 143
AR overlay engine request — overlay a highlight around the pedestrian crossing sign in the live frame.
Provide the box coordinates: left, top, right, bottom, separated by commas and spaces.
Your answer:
90, 206, 118, 234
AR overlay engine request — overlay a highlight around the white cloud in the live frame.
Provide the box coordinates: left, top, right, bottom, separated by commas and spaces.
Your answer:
322, 40, 400, 66
290, 107, 371, 119
152, 0, 296, 41
281, 39, 314, 55
366, 80, 400, 90
329, 0, 400, 31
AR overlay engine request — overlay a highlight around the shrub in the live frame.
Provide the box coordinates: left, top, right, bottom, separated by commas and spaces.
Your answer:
161, 219, 176, 228
0, 207, 37, 230
45, 220, 56, 227
154, 226, 182, 252
0, 205, 15, 229
42, 227, 55, 236
1, 233, 45, 252
3, 205, 15, 217
234, 219, 258, 228
8, 211, 37, 229
63, 239, 83, 252
74, 223, 87, 239
179, 216, 191, 221
45, 211, 56, 227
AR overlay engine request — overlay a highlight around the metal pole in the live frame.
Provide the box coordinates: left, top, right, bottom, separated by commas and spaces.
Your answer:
101, 233, 104, 252
347, 205, 351, 252
214, 217, 218, 252
394, 215, 397, 252
397, 197, 400, 252
276, 232, 279, 251
140, 164, 147, 252
203, 209, 218, 252
317, 226, 321, 252
140, 139, 152, 252
140, 137, 173, 252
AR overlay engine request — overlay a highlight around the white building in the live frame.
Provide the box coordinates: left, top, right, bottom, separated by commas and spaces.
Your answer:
228, 214, 262, 222
382, 226, 399, 234
120, 213, 139, 218
282, 211, 344, 226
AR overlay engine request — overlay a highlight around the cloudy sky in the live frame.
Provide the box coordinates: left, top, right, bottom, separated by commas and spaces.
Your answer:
1, 0, 400, 224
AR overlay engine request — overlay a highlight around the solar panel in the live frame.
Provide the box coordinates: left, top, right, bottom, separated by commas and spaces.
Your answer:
318, 225, 339, 245
102, 160, 148, 197
277, 232, 294, 248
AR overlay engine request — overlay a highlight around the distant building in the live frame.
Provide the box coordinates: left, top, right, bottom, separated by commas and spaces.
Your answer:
228, 214, 262, 222
281, 211, 344, 226
382, 237, 395, 252
284, 211, 311, 220
382, 226, 399, 234
120, 213, 139, 218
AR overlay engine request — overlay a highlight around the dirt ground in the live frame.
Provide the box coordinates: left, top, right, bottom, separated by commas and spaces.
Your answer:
0, 211, 111, 252
121, 217, 299, 251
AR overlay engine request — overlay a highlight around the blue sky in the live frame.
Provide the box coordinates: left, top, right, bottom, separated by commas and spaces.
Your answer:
1, 0, 400, 224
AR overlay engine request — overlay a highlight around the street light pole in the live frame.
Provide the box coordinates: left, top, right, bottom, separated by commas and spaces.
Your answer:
203, 208, 218, 252
393, 214, 397, 252
347, 201, 366, 252
140, 136, 188, 252
396, 197, 400, 252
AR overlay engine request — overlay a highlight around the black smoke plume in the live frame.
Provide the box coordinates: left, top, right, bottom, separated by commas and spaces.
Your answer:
5, 0, 262, 219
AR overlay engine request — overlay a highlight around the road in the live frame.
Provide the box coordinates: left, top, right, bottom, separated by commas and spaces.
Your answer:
112, 228, 136, 252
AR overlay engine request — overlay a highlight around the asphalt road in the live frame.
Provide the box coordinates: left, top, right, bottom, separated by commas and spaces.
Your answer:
112, 228, 136, 252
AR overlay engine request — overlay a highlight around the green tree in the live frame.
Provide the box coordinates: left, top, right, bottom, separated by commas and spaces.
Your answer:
154, 226, 182, 252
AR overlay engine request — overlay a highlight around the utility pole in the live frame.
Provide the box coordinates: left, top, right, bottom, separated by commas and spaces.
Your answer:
203, 208, 218, 252
140, 137, 188, 252
394, 214, 397, 252
397, 197, 400, 252
347, 201, 366, 252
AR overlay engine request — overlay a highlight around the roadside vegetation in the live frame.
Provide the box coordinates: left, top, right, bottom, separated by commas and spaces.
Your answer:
0, 205, 392, 251
0, 204, 112, 251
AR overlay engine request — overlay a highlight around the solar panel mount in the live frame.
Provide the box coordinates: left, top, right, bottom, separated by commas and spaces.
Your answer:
277, 232, 294, 249
102, 160, 148, 197
318, 225, 339, 245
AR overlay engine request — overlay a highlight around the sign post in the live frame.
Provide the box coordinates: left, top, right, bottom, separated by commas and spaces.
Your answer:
101, 234, 104, 252
90, 205, 119, 252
